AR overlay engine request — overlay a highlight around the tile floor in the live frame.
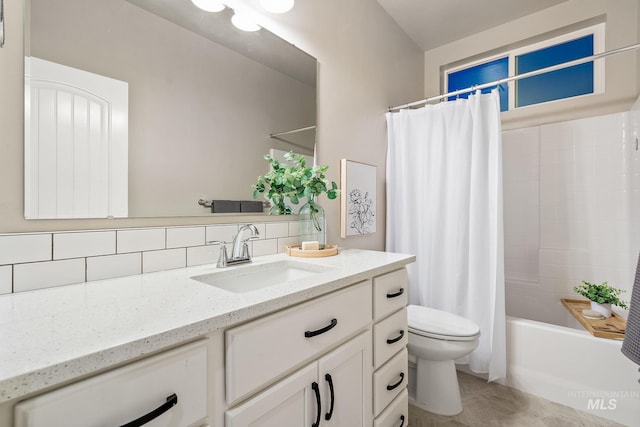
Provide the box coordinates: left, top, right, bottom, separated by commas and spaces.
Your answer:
408, 372, 625, 427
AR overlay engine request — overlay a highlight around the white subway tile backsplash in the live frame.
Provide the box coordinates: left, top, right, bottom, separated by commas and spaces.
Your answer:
14, 259, 85, 292
0, 266, 12, 294
54, 231, 116, 260
288, 221, 300, 237
0, 234, 51, 265
252, 239, 278, 257
205, 225, 238, 244
117, 229, 165, 253
87, 253, 142, 281
265, 223, 289, 239
277, 237, 299, 252
167, 227, 205, 248
187, 245, 225, 267
0, 220, 294, 294
143, 248, 186, 273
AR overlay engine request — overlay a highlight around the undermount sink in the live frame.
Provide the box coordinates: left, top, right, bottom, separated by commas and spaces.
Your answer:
191, 260, 334, 293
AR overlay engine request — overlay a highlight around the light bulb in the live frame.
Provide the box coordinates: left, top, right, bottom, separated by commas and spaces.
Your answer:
260, 0, 294, 14
191, 0, 225, 13
231, 12, 261, 32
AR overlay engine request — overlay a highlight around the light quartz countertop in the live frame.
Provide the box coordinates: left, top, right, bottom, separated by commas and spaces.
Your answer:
0, 249, 414, 403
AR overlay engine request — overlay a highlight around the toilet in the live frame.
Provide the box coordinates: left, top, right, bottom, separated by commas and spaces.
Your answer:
407, 304, 481, 416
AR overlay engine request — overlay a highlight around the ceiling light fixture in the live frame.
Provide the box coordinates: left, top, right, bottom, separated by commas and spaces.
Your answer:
259, 0, 294, 14
191, 0, 225, 13
231, 12, 261, 32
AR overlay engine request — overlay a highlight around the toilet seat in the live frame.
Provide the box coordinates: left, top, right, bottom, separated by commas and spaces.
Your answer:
408, 305, 480, 342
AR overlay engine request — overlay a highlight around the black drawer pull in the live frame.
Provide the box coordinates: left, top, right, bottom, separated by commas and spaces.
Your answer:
120, 393, 178, 427
324, 373, 335, 421
386, 288, 404, 299
399, 414, 405, 427
312, 382, 321, 427
386, 330, 405, 345
305, 318, 338, 338
386, 372, 405, 391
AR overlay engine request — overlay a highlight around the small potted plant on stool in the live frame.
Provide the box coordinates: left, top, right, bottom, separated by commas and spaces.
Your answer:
573, 281, 629, 318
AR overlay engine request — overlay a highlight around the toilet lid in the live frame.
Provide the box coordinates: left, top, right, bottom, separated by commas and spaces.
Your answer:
407, 305, 480, 341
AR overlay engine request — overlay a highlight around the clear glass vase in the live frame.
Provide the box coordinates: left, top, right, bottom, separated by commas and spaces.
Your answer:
298, 197, 326, 249
268, 202, 292, 215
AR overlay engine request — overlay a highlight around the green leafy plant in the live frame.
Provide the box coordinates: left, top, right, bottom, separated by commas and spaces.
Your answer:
573, 281, 629, 309
253, 151, 339, 215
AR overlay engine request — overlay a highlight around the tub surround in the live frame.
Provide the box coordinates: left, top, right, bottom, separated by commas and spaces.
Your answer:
503, 109, 640, 325
0, 249, 414, 404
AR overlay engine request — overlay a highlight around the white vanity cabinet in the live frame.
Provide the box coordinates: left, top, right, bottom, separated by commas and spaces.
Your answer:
224, 280, 373, 426
13, 340, 209, 427
225, 281, 373, 406
223, 268, 410, 427
226, 331, 371, 427
371, 269, 409, 427
1, 252, 415, 427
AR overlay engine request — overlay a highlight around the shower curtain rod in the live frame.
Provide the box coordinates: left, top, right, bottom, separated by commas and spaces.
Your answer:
388, 42, 640, 112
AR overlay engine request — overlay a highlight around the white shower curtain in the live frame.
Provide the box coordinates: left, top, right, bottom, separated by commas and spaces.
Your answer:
385, 91, 506, 381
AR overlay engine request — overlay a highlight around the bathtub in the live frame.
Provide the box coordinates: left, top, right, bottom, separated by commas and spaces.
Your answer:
501, 316, 640, 426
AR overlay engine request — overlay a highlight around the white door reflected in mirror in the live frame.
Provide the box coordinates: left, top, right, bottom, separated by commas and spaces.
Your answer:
24, 57, 128, 219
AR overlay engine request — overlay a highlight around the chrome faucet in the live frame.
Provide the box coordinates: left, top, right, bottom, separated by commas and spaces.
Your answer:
207, 224, 260, 268
231, 224, 260, 261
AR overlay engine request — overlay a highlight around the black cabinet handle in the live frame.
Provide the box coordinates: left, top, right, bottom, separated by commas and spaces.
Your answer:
324, 373, 335, 421
386, 372, 405, 391
312, 382, 321, 427
399, 414, 406, 427
119, 393, 178, 427
386, 330, 405, 345
305, 318, 338, 338
386, 288, 404, 299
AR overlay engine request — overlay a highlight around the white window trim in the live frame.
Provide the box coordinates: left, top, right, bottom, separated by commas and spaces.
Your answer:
443, 23, 605, 110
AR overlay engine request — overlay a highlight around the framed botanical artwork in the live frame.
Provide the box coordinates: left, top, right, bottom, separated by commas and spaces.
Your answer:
340, 159, 377, 237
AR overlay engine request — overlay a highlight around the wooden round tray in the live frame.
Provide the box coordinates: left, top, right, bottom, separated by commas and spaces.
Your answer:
285, 244, 339, 258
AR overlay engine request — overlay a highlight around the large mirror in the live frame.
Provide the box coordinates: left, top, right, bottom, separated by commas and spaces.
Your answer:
24, 0, 317, 218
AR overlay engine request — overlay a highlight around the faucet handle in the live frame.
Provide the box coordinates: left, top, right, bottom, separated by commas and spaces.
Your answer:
241, 242, 251, 259
206, 240, 227, 245
206, 241, 229, 267
241, 236, 260, 260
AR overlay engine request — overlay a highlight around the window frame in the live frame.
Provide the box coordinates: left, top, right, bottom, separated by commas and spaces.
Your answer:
443, 23, 605, 111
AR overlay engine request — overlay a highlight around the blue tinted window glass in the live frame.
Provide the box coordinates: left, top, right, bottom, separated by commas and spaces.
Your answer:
447, 57, 509, 111
516, 35, 594, 107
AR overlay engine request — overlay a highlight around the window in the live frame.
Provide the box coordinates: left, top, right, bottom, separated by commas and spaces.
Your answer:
447, 57, 509, 111
444, 24, 604, 112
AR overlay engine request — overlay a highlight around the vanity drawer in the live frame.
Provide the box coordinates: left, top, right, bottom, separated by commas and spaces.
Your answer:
373, 348, 408, 416
373, 269, 408, 321
373, 307, 408, 368
226, 280, 372, 405
14, 340, 208, 427
374, 389, 408, 427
